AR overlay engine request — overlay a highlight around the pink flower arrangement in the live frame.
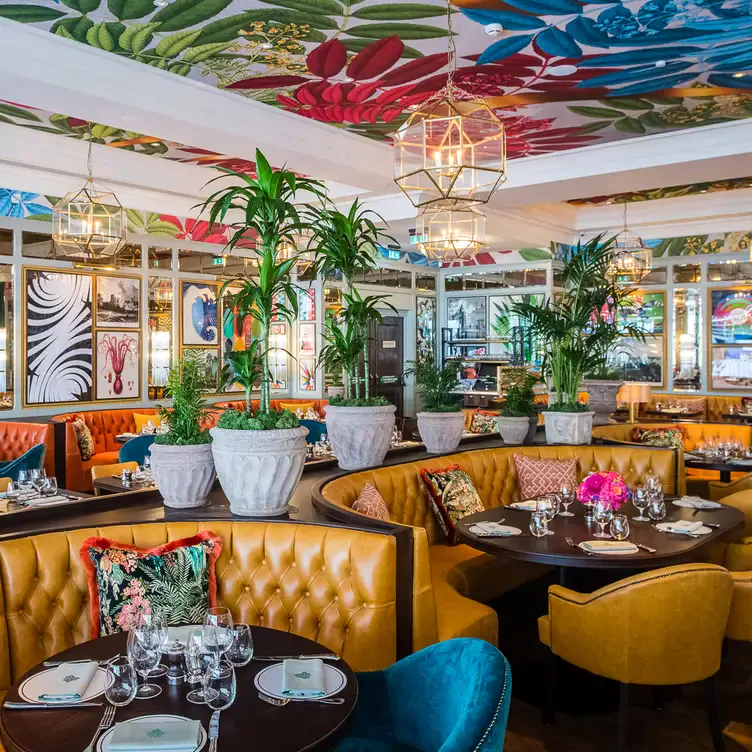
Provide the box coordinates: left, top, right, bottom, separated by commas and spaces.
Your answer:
576, 472, 629, 510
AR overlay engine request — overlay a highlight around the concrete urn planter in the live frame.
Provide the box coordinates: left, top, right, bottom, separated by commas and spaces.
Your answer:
210, 425, 308, 516
326, 386, 345, 399
417, 411, 465, 454
324, 404, 396, 470
583, 379, 623, 425
499, 416, 531, 445
543, 411, 595, 445
150, 442, 215, 509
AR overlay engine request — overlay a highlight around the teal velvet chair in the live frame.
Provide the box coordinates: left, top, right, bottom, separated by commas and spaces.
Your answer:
0, 444, 46, 483
119, 435, 155, 466
300, 419, 327, 445
336, 639, 511, 752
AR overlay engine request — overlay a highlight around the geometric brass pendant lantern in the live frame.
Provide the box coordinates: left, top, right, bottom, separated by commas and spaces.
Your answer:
417, 204, 486, 262
607, 202, 652, 284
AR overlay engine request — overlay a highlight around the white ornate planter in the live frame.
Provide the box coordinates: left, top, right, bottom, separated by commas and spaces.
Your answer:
326, 386, 345, 398
543, 411, 595, 445
150, 442, 215, 509
499, 416, 530, 445
210, 426, 308, 517
417, 411, 465, 454
583, 379, 623, 425
324, 404, 396, 470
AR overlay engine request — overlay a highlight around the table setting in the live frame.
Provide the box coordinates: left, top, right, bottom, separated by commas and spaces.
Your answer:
0, 608, 357, 752
0, 470, 80, 510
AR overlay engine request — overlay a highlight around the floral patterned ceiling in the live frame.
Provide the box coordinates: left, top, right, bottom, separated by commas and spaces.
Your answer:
568, 176, 752, 204
0, 0, 751, 158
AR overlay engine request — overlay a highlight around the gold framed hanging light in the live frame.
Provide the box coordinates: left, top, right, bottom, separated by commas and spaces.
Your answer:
607, 202, 652, 283
393, 1, 506, 209
53, 135, 126, 260
417, 204, 485, 262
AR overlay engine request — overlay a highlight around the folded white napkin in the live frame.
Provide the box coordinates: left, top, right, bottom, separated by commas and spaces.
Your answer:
470, 522, 520, 537
661, 520, 704, 534
508, 500, 538, 511
581, 540, 636, 553
25, 495, 69, 506
38, 661, 98, 702
674, 496, 721, 510
109, 720, 201, 751
282, 658, 326, 698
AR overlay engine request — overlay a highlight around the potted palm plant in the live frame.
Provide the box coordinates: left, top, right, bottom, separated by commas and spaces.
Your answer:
150, 359, 215, 509
310, 201, 398, 470
406, 355, 464, 454
200, 150, 324, 515
498, 368, 538, 445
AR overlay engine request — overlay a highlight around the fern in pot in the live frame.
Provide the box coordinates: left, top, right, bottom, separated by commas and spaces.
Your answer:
498, 369, 538, 445
150, 359, 215, 509
407, 355, 464, 454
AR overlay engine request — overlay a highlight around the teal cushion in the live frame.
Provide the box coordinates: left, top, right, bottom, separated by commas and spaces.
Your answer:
0, 444, 46, 482
300, 419, 326, 445
119, 435, 156, 465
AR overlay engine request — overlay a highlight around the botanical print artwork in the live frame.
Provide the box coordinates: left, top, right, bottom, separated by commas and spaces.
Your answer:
96, 275, 140, 328
298, 289, 315, 322
96, 331, 139, 400
182, 282, 218, 346
299, 358, 316, 391
448, 297, 486, 339
416, 296, 436, 360
25, 270, 93, 405
711, 290, 752, 345
182, 347, 219, 392
299, 323, 316, 355
647, 231, 752, 258
712, 347, 752, 390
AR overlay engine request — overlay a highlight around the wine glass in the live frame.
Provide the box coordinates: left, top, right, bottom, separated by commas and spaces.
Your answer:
226, 624, 254, 667
648, 498, 667, 521
203, 607, 233, 665
559, 486, 574, 517
185, 629, 218, 705
30, 469, 46, 494
611, 514, 630, 541
5, 481, 20, 502
536, 496, 556, 536
136, 612, 168, 678
105, 656, 138, 707
632, 485, 650, 521
593, 500, 612, 539
17, 470, 32, 494
204, 659, 236, 714
126, 629, 162, 699
41, 477, 58, 497
529, 511, 549, 538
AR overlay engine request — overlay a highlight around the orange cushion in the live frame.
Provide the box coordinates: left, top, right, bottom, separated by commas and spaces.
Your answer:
134, 413, 164, 433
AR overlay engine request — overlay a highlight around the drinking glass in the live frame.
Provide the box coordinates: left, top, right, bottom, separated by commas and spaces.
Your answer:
5, 481, 20, 501
127, 629, 162, 699
30, 469, 46, 493
204, 660, 236, 712
136, 612, 168, 678
559, 486, 574, 517
41, 477, 58, 497
611, 514, 630, 541
632, 485, 650, 521
593, 500, 612, 539
535, 496, 556, 536
529, 511, 549, 538
185, 629, 218, 705
203, 607, 233, 665
17, 470, 32, 493
648, 498, 667, 521
105, 656, 138, 706
226, 624, 253, 667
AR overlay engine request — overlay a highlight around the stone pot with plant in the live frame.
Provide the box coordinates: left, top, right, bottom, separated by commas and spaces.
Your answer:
150, 359, 215, 509
499, 368, 538, 445
202, 150, 323, 516
311, 200, 398, 470
407, 355, 464, 454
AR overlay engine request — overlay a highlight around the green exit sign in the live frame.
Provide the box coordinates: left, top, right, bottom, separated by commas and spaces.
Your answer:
211, 256, 225, 266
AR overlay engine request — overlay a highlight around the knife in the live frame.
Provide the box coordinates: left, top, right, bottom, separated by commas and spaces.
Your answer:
633, 542, 656, 554
3, 702, 104, 709
208, 710, 219, 752
254, 654, 340, 661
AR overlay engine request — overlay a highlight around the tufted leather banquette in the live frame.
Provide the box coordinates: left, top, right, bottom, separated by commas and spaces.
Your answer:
0, 423, 54, 479
638, 394, 748, 422
318, 444, 681, 649
214, 399, 329, 416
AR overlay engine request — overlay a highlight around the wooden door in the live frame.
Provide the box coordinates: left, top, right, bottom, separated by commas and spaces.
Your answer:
368, 316, 404, 417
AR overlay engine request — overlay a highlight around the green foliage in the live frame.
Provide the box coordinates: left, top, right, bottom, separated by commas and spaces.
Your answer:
154, 359, 212, 445
405, 355, 461, 412
219, 341, 265, 413
328, 395, 391, 407
500, 369, 538, 418
216, 408, 298, 430
547, 401, 591, 413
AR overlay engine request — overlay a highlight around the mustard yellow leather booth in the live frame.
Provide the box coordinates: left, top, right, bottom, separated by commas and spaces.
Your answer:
639, 394, 748, 422
318, 444, 680, 651
539, 563, 733, 752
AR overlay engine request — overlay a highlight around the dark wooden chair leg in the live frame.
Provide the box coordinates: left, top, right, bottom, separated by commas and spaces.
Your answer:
618, 683, 629, 752
542, 646, 556, 726
704, 673, 726, 752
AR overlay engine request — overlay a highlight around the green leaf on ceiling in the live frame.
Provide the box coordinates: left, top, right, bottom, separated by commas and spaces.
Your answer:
55, 24, 76, 39
568, 106, 624, 119
342, 37, 423, 57
108, 0, 156, 20
638, 111, 665, 128
25, 213, 53, 222
345, 22, 449, 39
60, 0, 101, 13
143, 220, 182, 236
598, 98, 654, 111
105, 21, 126, 41
614, 116, 646, 134
151, 0, 234, 32
86, 21, 117, 50
119, 21, 161, 52
195, 9, 333, 44
147, 57, 170, 69
0, 103, 42, 122
258, 0, 344, 14
0, 4, 67, 22
642, 95, 684, 105
576, 120, 614, 134
353, 3, 447, 20
155, 28, 202, 57
181, 41, 232, 62
0, 115, 14, 125
519, 248, 553, 261
169, 61, 191, 75
126, 209, 146, 228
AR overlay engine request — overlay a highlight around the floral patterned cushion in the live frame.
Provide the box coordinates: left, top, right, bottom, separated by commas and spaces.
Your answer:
513, 455, 578, 499
469, 411, 498, 434
631, 426, 685, 449
80, 532, 222, 637
71, 418, 94, 461
352, 483, 390, 521
420, 464, 485, 544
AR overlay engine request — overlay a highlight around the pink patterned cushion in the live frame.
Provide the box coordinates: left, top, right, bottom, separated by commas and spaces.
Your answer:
352, 483, 390, 521
513, 455, 577, 500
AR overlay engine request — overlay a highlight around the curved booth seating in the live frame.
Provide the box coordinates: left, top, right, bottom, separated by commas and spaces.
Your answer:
0, 444, 46, 483
316, 444, 681, 649
0, 422, 55, 479
215, 398, 329, 416
118, 434, 156, 465
637, 394, 747, 423
335, 638, 511, 752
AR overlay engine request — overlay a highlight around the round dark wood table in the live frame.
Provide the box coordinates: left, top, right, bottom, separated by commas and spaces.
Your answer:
0, 628, 357, 752
684, 455, 752, 483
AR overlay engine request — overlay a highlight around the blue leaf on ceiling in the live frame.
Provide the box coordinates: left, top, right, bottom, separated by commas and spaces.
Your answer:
637, 0, 675, 32
459, 7, 546, 29
669, 29, 752, 44
713, 56, 752, 72
605, 28, 727, 45
708, 73, 752, 88
504, 0, 582, 15
577, 61, 693, 87
535, 26, 582, 57
578, 46, 702, 66
611, 71, 696, 96
683, 17, 752, 30
708, 44, 752, 66
566, 16, 610, 48
477, 34, 535, 64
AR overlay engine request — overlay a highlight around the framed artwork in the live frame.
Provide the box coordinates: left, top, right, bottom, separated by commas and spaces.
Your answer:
618, 291, 665, 335
182, 347, 219, 392
25, 269, 93, 405
270, 323, 287, 337
95, 275, 140, 328
710, 289, 752, 345
271, 291, 287, 322
711, 347, 752, 390
299, 358, 316, 391
607, 336, 664, 386
299, 323, 316, 355
299, 288, 316, 321
96, 331, 139, 400
182, 281, 218, 345
416, 296, 436, 360
447, 297, 486, 339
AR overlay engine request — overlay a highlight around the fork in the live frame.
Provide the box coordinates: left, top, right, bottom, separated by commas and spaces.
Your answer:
566, 536, 592, 555
257, 691, 345, 706
83, 704, 115, 752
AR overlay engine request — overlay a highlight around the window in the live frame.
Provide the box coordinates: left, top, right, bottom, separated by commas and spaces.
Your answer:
489, 294, 544, 367
148, 277, 172, 399
673, 289, 702, 391
707, 261, 752, 283
673, 264, 701, 283
443, 268, 548, 290
0, 229, 12, 257
147, 245, 173, 271
22, 231, 56, 259
415, 273, 437, 292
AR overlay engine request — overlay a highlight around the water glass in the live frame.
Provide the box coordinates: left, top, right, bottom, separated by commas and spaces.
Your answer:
593, 500, 612, 539
105, 656, 138, 707
226, 624, 253, 667
185, 629, 219, 705
41, 477, 58, 496
648, 498, 667, 521
17, 470, 32, 493
559, 486, 574, 517
5, 481, 20, 501
536, 496, 556, 536
136, 612, 168, 677
31, 469, 46, 493
127, 629, 162, 699
611, 514, 630, 541
204, 660, 236, 711
203, 607, 233, 664
632, 485, 650, 522
529, 511, 549, 538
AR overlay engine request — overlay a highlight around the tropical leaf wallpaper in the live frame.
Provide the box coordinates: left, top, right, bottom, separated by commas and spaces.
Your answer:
569, 176, 752, 204
0, 0, 750, 154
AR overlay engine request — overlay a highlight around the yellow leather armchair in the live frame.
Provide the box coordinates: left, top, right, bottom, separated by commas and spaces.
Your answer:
538, 564, 733, 752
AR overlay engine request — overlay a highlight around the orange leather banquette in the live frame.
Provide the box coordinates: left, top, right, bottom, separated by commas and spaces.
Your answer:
215, 399, 329, 415
639, 395, 748, 422
0, 422, 55, 478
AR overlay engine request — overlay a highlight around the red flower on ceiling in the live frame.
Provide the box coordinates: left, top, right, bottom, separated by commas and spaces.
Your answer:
159, 216, 229, 245
501, 116, 601, 157
174, 148, 258, 176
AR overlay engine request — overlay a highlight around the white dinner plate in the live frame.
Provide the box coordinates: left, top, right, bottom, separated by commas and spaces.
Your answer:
655, 522, 712, 536
254, 662, 347, 700
19, 665, 113, 704
97, 715, 207, 752
577, 542, 639, 556
507, 501, 538, 512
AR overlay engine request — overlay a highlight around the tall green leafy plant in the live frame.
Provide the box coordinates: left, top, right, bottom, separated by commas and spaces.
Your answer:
406, 355, 461, 412
219, 343, 265, 414
500, 368, 538, 418
200, 149, 325, 415
155, 359, 211, 446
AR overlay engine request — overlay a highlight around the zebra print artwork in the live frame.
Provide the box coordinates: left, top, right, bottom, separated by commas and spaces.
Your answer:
26, 270, 93, 404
